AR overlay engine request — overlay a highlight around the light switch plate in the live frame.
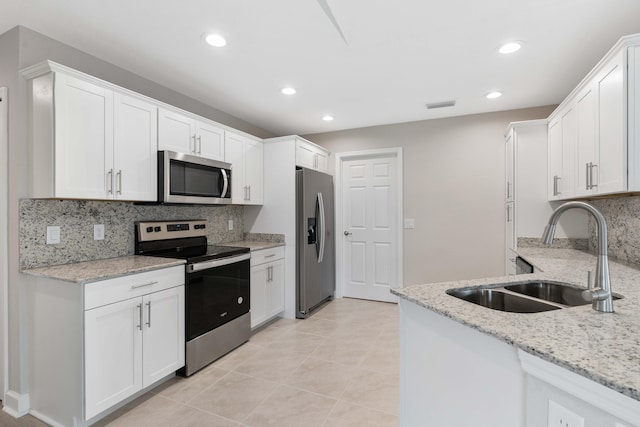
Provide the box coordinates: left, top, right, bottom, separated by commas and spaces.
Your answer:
548, 400, 584, 427
94, 224, 105, 241
228, 219, 233, 231
46, 226, 61, 244
404, 218, 415, 229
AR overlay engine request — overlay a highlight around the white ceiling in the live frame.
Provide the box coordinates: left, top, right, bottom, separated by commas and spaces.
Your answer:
2, 0, 640, 136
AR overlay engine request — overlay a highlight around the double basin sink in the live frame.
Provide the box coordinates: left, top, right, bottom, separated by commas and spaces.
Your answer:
446, 281, 620, 313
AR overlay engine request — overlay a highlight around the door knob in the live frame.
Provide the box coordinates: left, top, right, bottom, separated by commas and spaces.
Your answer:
344, 230, 352, 236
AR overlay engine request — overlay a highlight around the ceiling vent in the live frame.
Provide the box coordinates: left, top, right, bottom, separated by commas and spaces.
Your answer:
426, 100, 456, 109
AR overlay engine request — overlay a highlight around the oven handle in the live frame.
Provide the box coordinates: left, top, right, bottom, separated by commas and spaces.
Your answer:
186, 253, 251, 273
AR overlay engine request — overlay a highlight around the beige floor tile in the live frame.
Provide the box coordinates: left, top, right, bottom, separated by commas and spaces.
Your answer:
294, 317, 341, 336
0, 405, 49, 427
232, 347, 308, 382
243, 385, 337, 427
359, 345, 400, 376
188, 372, 277, 422
210, 342, 264, 371
252, 329, 325, 355
283, 356, 363, 398
160, 405, 239, 427
310, 336, 371, 366
155, 366, 229, 403
341, 370, 399, 415
323, 401, 399, 427
94, 394, 184, 427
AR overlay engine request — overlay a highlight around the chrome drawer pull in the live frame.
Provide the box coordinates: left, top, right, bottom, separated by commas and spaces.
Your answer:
264, 254, 276, 259
131, 280, 158, 290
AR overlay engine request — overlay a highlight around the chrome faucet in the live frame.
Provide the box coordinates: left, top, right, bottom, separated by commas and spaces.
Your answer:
541, 201, 614, 313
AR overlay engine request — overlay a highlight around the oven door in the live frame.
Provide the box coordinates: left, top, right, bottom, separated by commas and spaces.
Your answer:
185, 254, 250, 341
159, 150, 231, 205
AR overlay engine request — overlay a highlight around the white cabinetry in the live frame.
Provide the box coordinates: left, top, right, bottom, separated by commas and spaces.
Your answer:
27, 265, 185, 426
296, 138, 330, 172
225, 131, 263, 205
25, 62, 157, 201
250, 246, 285, 329
158, 107, 225, 161
548, 35, 640, 199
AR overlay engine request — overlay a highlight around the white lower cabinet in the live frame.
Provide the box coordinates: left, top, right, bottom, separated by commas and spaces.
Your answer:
27, 265, 184, 427
250, 246, 285, 329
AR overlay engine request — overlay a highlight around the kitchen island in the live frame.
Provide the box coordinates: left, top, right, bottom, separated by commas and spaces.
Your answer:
392, 247, 640, 426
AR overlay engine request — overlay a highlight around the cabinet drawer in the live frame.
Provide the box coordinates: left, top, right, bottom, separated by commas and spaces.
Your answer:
250, 246, 285, 267
84, 266, 184, 310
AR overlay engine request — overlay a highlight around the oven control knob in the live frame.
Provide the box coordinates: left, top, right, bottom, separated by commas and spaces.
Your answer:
154, 226, 161, 232
200, 224, 206, 229
146, 227, 153, 232
237, 297, 243, 304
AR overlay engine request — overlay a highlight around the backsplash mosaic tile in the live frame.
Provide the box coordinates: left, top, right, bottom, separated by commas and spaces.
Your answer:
20, 199, 244, 269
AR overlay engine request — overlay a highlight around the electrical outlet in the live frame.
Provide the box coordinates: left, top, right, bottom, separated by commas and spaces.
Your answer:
548, 400, 584, 427
94, 224, 105, 241
403, 218, 415, 229
228, 219, 233, 231
46, 226, 61, 244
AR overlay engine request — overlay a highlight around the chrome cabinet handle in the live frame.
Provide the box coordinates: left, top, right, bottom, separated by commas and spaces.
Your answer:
553, 175, 561, 196
145, 301, 151, 327
248, 185, 251, 201
586, 162, 590, 190
137, 303, 142, 330
131, 280, 158, 290
264, 254, 276, 259
507, 205, 512, 222
191, 134, 197, 154
344, 230, 352, 236
107, 169, 114, 194
116, 170, 122, 195
590, 163, 598, 189
197, 136, 202, 155
506, 181, 512, 199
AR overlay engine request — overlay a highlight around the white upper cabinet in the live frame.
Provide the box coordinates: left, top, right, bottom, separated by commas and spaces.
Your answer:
158, 107, 225, 161
296, 139, 330, 172
548, 35, 640, 199
27, 67, 157, 201
547, 119, 564, 200
505, 129, 515, 202
225, 131, 263, 205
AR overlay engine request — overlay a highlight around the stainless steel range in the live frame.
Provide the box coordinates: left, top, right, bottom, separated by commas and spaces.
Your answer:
135, 220, 250, 376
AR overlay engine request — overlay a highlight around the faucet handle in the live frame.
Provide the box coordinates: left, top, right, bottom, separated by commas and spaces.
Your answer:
581, 271, 595, 302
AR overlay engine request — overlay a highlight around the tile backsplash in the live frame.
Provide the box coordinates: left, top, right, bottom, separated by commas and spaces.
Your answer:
588, 196, 640, 266
20, 199, 244, 269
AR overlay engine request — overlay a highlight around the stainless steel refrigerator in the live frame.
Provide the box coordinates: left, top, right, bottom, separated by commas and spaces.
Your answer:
296, 167, 335, 318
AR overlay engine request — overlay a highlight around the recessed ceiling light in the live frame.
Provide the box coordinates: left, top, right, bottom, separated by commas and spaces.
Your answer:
204, 33, 227, 47
322, 115, 334, 121
499, 42, 522, 54
486, 91, 503, 99
282, 87, 296, 95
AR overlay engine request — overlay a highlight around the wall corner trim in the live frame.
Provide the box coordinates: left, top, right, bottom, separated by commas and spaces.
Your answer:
3, 389, 30, 418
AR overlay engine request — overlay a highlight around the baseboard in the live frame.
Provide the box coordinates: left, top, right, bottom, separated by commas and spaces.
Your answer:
2, 389, 30, 418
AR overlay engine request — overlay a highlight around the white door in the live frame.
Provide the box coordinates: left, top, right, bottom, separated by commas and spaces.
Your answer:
113, 93, 157, 201
341, 155, 399, 303
141, 287, 185, 387
84, 297, 142, 419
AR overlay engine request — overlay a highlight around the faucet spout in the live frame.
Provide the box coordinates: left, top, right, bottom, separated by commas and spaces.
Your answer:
541, 201, 614, 313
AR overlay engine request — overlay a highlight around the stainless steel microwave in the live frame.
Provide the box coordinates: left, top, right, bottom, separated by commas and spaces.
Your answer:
158, 151, 231, 205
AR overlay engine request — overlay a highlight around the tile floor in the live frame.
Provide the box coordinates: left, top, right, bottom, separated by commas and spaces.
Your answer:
1, 297, 399, 427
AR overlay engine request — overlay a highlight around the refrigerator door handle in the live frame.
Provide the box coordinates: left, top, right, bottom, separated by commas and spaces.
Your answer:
317, 192, 326, 263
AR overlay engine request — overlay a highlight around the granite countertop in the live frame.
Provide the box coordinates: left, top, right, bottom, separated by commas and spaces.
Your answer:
224, 240, 285, 251
22, 256, 185, 283
392, 247, 640, 401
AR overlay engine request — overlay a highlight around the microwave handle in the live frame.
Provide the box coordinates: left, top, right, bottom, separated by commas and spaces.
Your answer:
221, 169, 229, 198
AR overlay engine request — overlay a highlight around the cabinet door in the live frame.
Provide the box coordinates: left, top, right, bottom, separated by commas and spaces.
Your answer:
575, 87, 597, 197
505, 130, 515, 202
196, 121, 225, 161
158, 108, 195, 154
54, 73, 113, 199
560, 107, 577, 199
597, 50, 626, 194
505, 202, 515, 254
113, 93, 158, 201
295, 142, 316, 169
266, 259, 285, 318
315, 151, 329, 172
142, 286, 185, 387
225, 132, 246, 204
250, 263, 268, 328
548, 119, 563, 200
84, 298, 142, 420
244, 139, 263, 205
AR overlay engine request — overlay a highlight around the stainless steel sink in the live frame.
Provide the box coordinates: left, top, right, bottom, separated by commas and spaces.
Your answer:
446, 280, 621, 313
446, 288, 560, 313
504, 281, 588, 306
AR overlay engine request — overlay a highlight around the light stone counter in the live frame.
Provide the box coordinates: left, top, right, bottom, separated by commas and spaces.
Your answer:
223, 241, 285, 251
22, 255, 185, 283
391, 247, 640, 401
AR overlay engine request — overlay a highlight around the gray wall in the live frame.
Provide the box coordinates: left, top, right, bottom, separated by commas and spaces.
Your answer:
305, 106, 556, 285
0, 25, 273, 403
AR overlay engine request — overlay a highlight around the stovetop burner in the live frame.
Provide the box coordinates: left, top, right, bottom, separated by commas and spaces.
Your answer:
134, 220, 249, 264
